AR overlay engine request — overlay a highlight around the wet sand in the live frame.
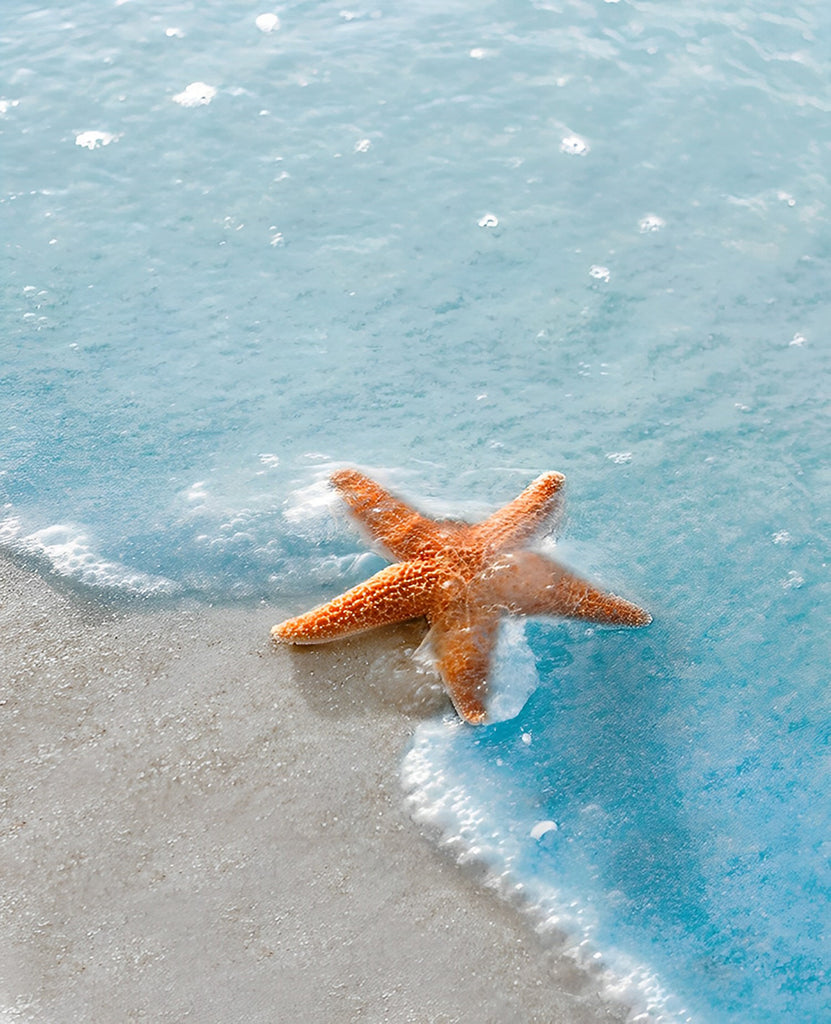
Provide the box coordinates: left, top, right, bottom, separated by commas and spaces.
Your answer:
0, 553, 631, 1023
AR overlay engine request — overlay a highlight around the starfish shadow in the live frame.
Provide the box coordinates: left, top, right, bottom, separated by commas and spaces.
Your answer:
283, 620, 450, 722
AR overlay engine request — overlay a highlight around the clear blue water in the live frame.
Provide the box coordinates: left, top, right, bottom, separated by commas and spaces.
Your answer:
2, 1, 829, 1020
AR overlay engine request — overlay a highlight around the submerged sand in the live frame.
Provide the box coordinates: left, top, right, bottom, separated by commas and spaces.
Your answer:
0, 553, 630, 1023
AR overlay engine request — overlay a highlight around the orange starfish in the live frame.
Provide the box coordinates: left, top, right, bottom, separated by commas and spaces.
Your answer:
272, 469, 651, 724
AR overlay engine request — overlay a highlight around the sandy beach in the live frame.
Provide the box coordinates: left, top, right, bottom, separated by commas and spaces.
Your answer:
0, 552, 631, 1023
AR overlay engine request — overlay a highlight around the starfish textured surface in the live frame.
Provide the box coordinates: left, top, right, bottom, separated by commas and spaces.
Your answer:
272, 470, 651, 724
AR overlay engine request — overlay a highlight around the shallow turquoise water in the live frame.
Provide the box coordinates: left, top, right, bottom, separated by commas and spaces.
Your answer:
2, 2, 829, 1020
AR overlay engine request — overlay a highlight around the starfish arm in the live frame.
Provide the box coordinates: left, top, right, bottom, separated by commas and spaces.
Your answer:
331, 469, 447, 561
271, 560, 441, 643
469, 472, 566, 552
429, 610, 500, 725
485, 550, 652, 627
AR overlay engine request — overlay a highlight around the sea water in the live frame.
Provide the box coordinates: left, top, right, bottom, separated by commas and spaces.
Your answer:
2, 1, 829, 1020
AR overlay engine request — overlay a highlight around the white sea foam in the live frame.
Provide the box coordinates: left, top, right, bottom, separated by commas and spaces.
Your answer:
639, 214, 665, 233
75, 130, 119, 149
255, 13, 281, 33
402, 721, 691, 1024
172, 82, 217, 107
0, 518, 177, 596
529, 819, 558, 839
487, 619, 538, 723
560, 134, 589, 155
283, 476, 341, 532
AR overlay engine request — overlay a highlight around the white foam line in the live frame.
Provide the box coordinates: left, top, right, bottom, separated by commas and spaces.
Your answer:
401, 720, 695, 1024
0, 517, 178, 596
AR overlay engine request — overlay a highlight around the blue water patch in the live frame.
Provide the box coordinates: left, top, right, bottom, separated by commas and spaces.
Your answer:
405, 591, 829, 1021
2, 1, 829, 1020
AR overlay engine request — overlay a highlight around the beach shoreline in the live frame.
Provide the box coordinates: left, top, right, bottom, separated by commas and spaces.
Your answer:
1, 553, 631, 1023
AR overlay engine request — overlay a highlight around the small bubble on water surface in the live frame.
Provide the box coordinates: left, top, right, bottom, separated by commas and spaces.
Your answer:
255, 13, 281, 32
560, 134, 589, 155
639, 214, 665, 232
75, 130, 119, 149
173, 82, 217, 107
530, 820, 558, 840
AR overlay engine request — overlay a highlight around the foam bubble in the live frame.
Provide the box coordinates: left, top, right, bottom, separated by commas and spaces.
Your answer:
354, 138, 372, 153
606, 451, 632, 464
530, 820, 558, 840
639, 214, 665, 233
75, 130, 119, 150
478, 213, 498, 228
172, 82, 217, 107
282, 477, 344, 545
560, 134, 589, 156
186, 481, 209, 502
255, 13, 281, 32
590, 265, 610, 282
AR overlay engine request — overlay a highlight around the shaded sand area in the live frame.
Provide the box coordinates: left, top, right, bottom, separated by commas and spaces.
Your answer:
0, 554, 631, 1024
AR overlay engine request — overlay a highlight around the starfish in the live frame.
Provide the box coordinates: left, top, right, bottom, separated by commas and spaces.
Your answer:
272, 469, 651, 724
